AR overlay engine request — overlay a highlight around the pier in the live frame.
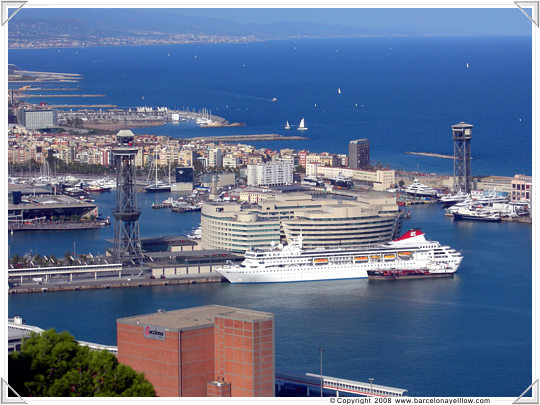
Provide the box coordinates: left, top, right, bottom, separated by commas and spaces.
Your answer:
406, 151, 455, 159
275, 372, 407, 397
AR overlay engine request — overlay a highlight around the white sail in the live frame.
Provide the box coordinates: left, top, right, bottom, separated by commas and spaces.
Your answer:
284, 120, 291, 129
297, 117, 308, 131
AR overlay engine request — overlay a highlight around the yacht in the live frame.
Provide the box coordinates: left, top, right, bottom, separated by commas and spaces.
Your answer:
403, 179, 439, 198
297, 117, 308, 131
452, 206, 501, 222
439, 190, 469, 207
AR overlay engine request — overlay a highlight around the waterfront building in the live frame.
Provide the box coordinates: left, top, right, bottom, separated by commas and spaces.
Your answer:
511, 174, 532, 202
247, 161, 293, 187
172, 167, 194, 191
348, 139, 370, 170
474, 176, 513, 194
18, 108, 58, 130
200, 173, 235, 188
306, 164, 395, 191
201, 193, 401, 252
117, 305, 275, 397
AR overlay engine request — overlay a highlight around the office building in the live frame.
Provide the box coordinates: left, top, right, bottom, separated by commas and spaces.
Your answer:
19, 108, 58, 130
117, 305, 275, 397
348, 139, 370, 170
201, 193, 401, 252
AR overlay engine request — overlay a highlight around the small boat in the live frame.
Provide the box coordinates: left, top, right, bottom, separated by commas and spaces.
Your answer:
297, 117, 308, 131
338, 88, 341, 94
272, 97, 278, 102
384, 254, 397, 261
313, 258, 328, 265
398, 251, 412, 258
354, 256, 369, 263
370, 255, 381, 261
284, 120, 291, 130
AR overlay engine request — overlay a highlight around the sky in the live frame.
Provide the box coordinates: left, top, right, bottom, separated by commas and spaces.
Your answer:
156, 8, 532, 36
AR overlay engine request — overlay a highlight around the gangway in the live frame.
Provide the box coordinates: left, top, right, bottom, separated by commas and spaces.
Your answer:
276, 371, 407, 397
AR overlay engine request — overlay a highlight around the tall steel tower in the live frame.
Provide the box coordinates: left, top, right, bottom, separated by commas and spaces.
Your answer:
112, 130, 143, 262
452, 122, 473, 194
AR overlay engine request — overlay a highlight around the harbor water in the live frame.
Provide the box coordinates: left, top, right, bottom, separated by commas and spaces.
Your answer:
8, 201, 532, 397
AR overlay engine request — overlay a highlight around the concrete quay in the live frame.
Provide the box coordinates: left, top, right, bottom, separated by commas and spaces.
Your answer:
8, 274, 225, 294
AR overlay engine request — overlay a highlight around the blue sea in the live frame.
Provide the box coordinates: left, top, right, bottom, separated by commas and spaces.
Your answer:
7, 37, 533, 397
9, 37, 532, 175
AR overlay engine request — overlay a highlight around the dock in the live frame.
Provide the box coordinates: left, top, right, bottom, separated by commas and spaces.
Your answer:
8, 220, 110, 232
8, 275, 225, 294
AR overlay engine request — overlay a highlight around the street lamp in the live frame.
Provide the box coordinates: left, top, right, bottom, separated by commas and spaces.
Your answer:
319, 347, 324, 397
369, 377, 375, 393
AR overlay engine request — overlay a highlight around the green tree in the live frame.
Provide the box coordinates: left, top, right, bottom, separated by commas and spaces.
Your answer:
9, 329, 155, 397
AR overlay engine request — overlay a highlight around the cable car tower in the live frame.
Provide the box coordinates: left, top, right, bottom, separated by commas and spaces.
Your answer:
452, 122, 473, 194
111, 129, 143, 263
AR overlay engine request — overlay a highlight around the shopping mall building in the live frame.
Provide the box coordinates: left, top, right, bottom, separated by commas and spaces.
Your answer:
201, 192, 402, 252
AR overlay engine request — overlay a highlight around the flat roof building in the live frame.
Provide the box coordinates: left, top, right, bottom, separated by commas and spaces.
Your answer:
201, 192, 402, 252
117, 305, 275, 397
348, 139, 370, 170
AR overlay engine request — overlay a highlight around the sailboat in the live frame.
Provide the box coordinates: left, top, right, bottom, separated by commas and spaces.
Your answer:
145, 152, 172, 192
466, 62, 470, 69
297, 117, 308, 131
338, 88, 342, 94
284, 120, 291, 130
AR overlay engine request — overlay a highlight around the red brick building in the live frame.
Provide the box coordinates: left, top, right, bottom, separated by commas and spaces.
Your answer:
117, 305, 275, 397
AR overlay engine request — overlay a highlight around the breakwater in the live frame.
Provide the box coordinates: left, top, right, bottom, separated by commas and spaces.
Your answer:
190, 133, 309, 141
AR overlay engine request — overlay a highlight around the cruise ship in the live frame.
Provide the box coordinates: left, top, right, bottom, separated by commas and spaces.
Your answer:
215, 229, 462, 283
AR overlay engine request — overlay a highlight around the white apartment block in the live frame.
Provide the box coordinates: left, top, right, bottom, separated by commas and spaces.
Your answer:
208, 148, 223, 168
247, 161, 293, 186
223, 154, 241, 168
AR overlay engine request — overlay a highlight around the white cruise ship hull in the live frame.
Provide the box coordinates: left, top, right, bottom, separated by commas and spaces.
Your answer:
216, 264, 368, 283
